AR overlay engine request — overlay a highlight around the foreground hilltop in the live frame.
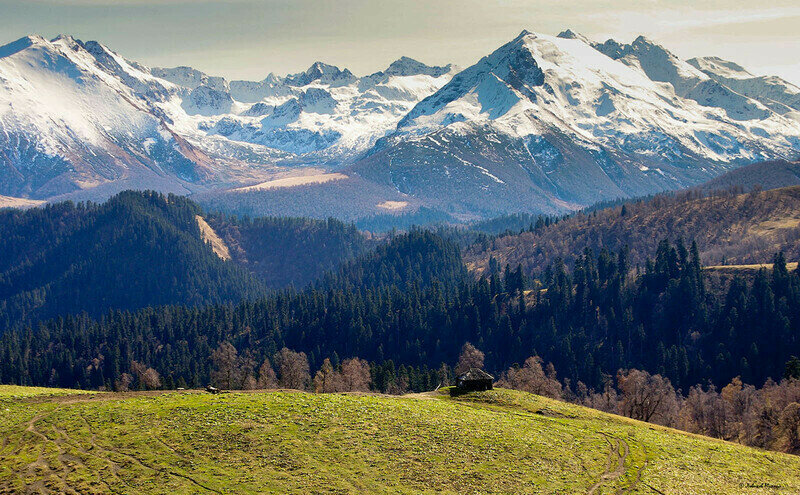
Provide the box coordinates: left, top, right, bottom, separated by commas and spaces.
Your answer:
1, 385, 798, 493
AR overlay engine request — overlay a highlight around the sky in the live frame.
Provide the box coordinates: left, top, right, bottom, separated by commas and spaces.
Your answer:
1, 0, 799, 85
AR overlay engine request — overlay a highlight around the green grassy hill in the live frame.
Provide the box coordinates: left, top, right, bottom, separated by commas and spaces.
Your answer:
1, 385, 798, 494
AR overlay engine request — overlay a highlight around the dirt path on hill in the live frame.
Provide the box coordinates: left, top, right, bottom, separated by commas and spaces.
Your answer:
587, 434, 630, 495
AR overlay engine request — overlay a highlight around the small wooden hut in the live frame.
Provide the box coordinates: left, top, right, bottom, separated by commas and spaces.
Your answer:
455, 368, 494, 392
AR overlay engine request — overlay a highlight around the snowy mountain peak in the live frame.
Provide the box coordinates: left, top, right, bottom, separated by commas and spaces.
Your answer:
556, 29, 591, 44
382, 29, 800, 212
631, 35, 659, 47
51, 34, 77, 45
152, 65, 229, 92
687, 56, 800, 114
380, 56, 453, 78
396, 31, 553, 133
286, 61, 355, 86
587, 34, 776, 120
0, 35, 48, 58
595, 35, 684, 67
262, 72, 282, 84
52, 34, 83, 46
687, 56, 753, 80
1, 30, 800, 217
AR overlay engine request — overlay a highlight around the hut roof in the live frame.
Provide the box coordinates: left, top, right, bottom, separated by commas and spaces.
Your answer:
458, 368, 494, 381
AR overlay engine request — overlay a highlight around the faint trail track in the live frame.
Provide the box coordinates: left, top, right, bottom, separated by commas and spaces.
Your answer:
587, 434, 629, 495
167, 470, 222, 494
153, 435, 191, 463
620, 443, 649, 495
53, 421, 125, 493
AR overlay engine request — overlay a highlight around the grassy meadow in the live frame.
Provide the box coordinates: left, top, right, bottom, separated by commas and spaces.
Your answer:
0, 385, 798, 494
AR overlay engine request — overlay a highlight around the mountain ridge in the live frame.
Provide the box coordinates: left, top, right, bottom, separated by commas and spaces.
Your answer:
2, 31, 800, 220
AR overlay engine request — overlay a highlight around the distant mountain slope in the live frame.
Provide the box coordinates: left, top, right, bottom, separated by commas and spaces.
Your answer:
688, 56, 800, 115
0, 191, 369, 330
465, 186, 800, 276
0, 36, 230, 200
592, 36, 771, 121
208, 214, 368, 289
336, 31, 800, 219
194, 172, 421, 221
192, 59, 457, 161
0, 195, 44, 209
699, 159, 800, 193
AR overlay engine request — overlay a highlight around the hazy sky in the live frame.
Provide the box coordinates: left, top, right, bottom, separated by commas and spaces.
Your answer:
1, 0, 799, 84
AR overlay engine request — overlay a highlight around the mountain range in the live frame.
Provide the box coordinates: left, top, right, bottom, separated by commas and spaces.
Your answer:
1, 30, 799, 220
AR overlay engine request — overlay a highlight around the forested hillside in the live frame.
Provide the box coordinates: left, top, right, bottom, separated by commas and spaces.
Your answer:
466, 186, 800, 278
3, 231, 799, 399
0, 191, 369, 331
321, 228, 467, 291
208, 214, 368, 288
0, 191, 265, 331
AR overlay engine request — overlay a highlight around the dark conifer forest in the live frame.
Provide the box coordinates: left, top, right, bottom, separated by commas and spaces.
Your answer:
0, 191, 367, 331
2, 197, 799, 396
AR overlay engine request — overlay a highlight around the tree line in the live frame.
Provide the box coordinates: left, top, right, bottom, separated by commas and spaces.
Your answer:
492, 345, 800, 456
466, 185, 800, 278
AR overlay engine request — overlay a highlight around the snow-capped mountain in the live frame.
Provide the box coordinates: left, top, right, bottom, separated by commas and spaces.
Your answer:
0, 34, 456, 199
687, 57, 800, 116
194, 59, 458, 160
344, 30, 800, 217
0, 35, 292, 200
592, 35, 772, 121
1, 30, 800, 220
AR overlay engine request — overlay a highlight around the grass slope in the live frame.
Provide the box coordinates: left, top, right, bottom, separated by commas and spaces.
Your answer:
1, 386, 798, 494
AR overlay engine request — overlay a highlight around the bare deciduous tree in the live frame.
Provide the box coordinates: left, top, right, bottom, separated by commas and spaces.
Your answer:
616, 369, 678, 425
313, 358, 344, 393
498, 356, 562, 399
340, 358, 371, 392
130, 361, 161, 390
312, 357, 371, 393
115, 372, 133, 392
211, 341, 240, 389
455, 342, 485, 375
275, 348, 310, 390
141, 368, 162, 390
257, 358, 278, 389
778, 402, 800, 454
210, 342, 259, 390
